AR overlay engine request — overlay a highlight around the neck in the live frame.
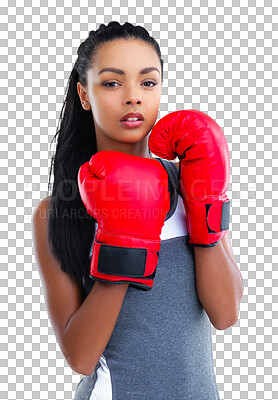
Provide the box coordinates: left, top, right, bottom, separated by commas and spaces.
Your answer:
96, 135, 154, 159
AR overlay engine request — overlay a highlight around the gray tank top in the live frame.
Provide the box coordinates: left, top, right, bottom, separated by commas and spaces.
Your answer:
74, 159, 220, 400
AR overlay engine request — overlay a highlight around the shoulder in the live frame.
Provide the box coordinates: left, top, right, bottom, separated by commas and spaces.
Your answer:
31, 195, 83, 295
32, 195, 52, 217
32, 196, 54, 243
31, 194, 83, 311
31, 195, 68, 283
31, 195, 82, 293
31, 195, 56, 275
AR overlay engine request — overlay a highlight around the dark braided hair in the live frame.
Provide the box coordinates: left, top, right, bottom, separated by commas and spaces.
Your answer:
47, 21, 164, 288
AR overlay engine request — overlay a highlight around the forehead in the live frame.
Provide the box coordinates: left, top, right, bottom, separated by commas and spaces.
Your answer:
90, 38, 160, 72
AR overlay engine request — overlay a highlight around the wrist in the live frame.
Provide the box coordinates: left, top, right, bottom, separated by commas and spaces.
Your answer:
89, 233, 160, 291
183, 197, 230, 247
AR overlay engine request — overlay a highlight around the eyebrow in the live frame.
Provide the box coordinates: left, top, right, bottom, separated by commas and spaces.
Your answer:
98, 67, 160, 76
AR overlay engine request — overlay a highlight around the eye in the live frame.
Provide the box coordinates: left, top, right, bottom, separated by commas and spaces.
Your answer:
102, 81, 119, 88
143, 81, 157, 87
102, 80, 158, 88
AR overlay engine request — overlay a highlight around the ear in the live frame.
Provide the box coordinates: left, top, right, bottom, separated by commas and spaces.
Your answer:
77, 82, 91, 111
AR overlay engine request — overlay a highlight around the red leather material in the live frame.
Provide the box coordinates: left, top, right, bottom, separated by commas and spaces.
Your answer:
149, 109, 230, 246
78, 150, 170, 289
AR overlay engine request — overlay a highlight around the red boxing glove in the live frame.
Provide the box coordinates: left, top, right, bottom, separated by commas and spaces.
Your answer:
149, 109, 230, 247
78, 151, 170, 290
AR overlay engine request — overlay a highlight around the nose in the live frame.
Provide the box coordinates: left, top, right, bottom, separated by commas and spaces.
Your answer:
123, 85, 142, 105
125, 98, 141, 105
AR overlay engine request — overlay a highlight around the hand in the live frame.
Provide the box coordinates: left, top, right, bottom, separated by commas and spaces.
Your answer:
78, 150, 170, 290
149, 109, 230, 247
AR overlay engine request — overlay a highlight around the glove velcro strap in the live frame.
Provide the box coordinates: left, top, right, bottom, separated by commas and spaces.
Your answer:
206, 200, 230, 233
98, 243, 147, 277
91, 241, 159, 280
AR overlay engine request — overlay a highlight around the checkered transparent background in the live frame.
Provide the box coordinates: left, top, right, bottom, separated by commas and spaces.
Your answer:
1, 0, 277, 399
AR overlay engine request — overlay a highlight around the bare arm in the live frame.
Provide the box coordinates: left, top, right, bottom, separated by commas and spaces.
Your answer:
173, 161, 243, 329
64, 281, 129, 375
173, 161, 244, 330
32, 197, 129, 376
193, 231, 244, 330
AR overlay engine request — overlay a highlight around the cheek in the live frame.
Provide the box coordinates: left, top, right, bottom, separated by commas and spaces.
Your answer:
96, 94, 115, 110
149, 95, 160, 113
92, 96, 118, 122
91, 86, 117, 109
149, 90, 161, 106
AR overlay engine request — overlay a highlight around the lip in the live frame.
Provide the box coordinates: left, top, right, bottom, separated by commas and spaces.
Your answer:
121, 120, 143, 128
120, 112, 144, 122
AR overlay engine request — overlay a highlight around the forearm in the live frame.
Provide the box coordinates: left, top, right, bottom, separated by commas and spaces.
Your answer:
194, 236, 244, 330
63, 281, 129, 375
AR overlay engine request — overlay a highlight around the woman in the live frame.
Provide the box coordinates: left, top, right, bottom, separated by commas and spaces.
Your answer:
32, 21, 243, 399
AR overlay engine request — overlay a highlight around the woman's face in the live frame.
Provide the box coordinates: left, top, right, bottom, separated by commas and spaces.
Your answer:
77, 38, 162, 154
